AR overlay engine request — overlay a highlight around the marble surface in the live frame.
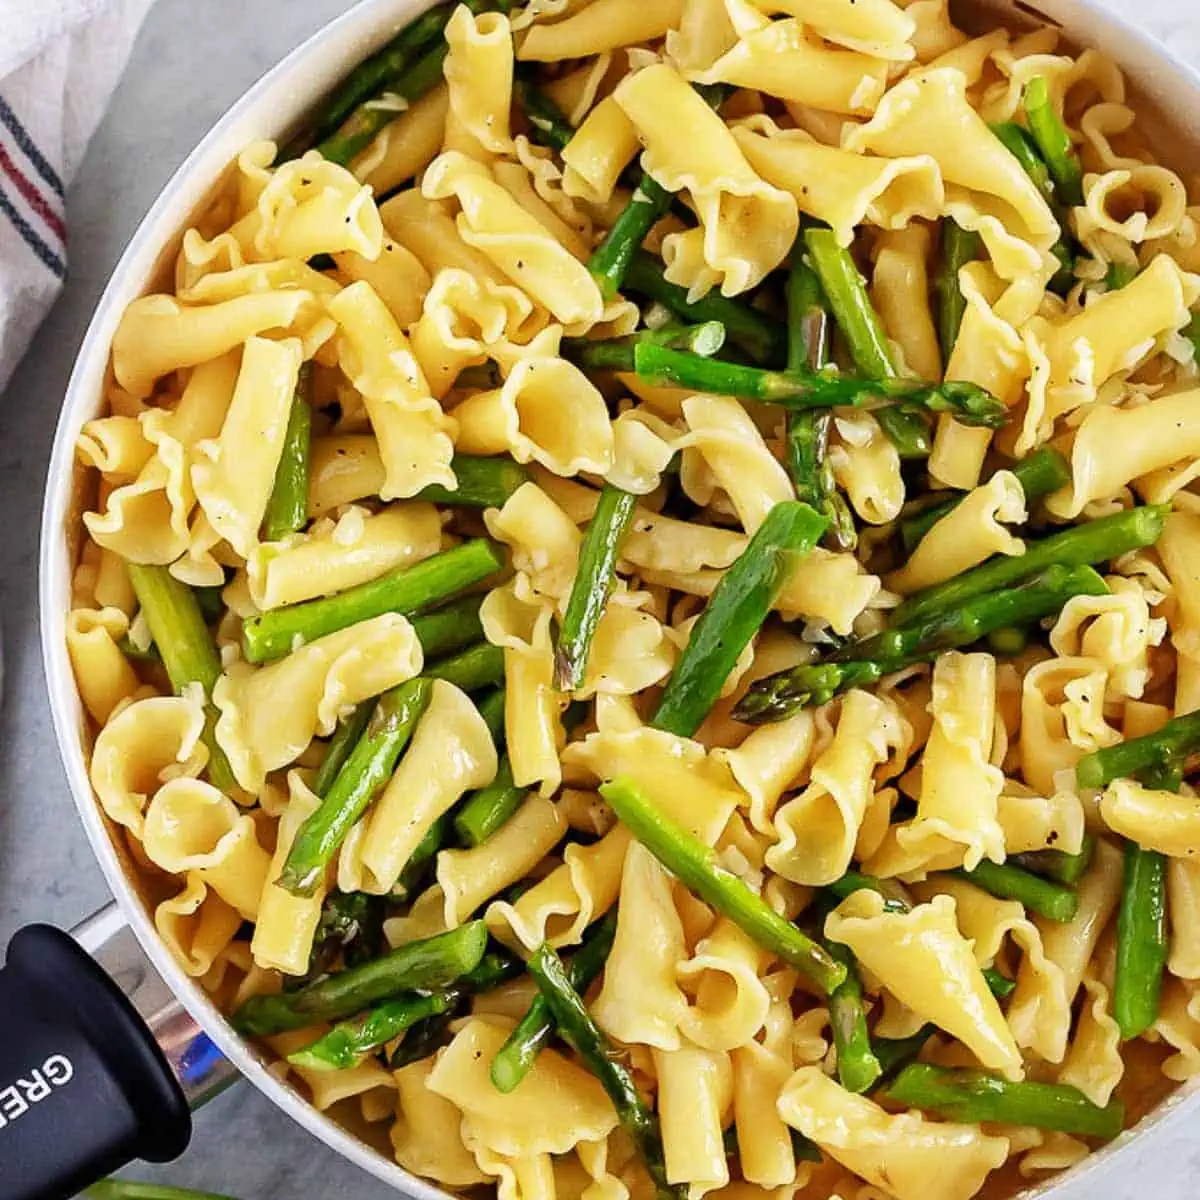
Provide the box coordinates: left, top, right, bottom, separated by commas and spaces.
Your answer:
2, 0, 1200, 1195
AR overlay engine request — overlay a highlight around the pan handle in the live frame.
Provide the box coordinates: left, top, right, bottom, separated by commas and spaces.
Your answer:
0, 905, 239, 1200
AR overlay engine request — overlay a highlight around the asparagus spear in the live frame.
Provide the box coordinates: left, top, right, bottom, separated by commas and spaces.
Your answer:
395, 813, 452, 900
600, 777, 846, 993
1115, 837, 1169, 1040
294, 3, 453, 150
515, 75, 574, 151
631, 344, 1007, 427
317, 41, 449, 166
1013, 833, 1097, 886
528, 942, 684, 1200
874, 406, 932, 458
803, 226, 895, 379
823, 871, 911, 914
784, 246, 855, 549
303, 890, 386, 980
474, 685, 508, 743
949, 861, 1079, 923
262, 364, 312, 542
990, 122, 1056, 203
232, 921, 489, 1036
652, 501, 828, 737
899, 446, 1072, 553
1023, 77, 1084, 207
424, 641, 505, 692
86, 1184, 238, 1200
415, 455, 532, 508
490, 911, 618, 1092
734, 564, 1108, 721
623, 252, 787, 365
892, 505, 1167, 627
555, 484, 639, 691
880, 1064, 1124, 1139
873, 1026, 936, 1082
453, 757, 525, 847
562, 321, 727, 371
241, 538, 504, 663
409, 594, 487, 660
278, 678, 433, 896
936, 220, 982, 359
982, 967, 1017, 999
288, 948, 521, 1070
126, 564, 238, 794
827, 942, 882, 1093
312, 702, 375, 797
1075, 710, 1200, 789
587, 88, 729, 303
986, 625, 1030, 656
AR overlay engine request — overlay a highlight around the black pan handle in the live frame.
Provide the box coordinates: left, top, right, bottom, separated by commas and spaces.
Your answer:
0, 914, 232, 1200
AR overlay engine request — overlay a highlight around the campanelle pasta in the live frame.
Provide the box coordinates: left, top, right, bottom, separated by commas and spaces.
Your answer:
66, 3, 1200, 1199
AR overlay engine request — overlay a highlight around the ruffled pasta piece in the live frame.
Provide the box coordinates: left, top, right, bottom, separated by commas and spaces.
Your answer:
870, 225, 942, 381
174, 257, 341, 307
776, 1066, 1009, 1200
614, 63, 797, 298
352, 83, 450, 196
887, 472, 1025, 595
494, 153, 594, 264
485, 482, 582, 607
247, 502, 442, 610
562, 96, 640, 205
517, 0, 685, 60
282, 1044, 395, 1113
155, 874, 242, 978
67, 607, 139, 724
677, 918, 771, 1052
214, 613, 423, 792
357, 680, 497, 893
142, 779, 271, 921
1019, 656, 1119, 796
716, 709, 816, 836
666, 0, 737, 73
731, 1041, 796, 1189
444, 8, 514, 157
392, 1059, 489, 1186
486, 823, 632, 951
454, 352, 615, 477
1032, 257, 1200, 449
334, 239, 431, 328
1048, 575, 1164, 701
826, 890, 1024, 1077
191, 335, 303, 559
328, 280, 457, 499
482, 581, 565, 796
251, 773, 326, 975
111, 289, 321, 399
582, 594, 677, 698
424, 151, 607, 328
437, 795, 567, 926
307, 434, 387, 517
593, 842, 691, 1050
609, 407, 683, 497
1169, 857, 1200, 979
1078, 165, 1187, 247
76, 415, 155, 480
89, 689, 208, 835
753, 0, 915, 60
896, 652, 1005, 870
829, 414, 903, 525
1154, 977, 1200, 1081
1158, 510, 1200, 661
691, 1, 892, 116
621, 510, 747, 575
653, 1044, 733, 1199
235, 152, 383, 262
1007, 838, 1124, 1062
845, 68, 1059, 280
681, 395, 794, 533
767, 690, 903, 887
1057, 949, 1123, 1106
1100, 779, 1200, 857
563, 722, 743, 845
1048, 384, 1200, 519
410, 268, 533, 398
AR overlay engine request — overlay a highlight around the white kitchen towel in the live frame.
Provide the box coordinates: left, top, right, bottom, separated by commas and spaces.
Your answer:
0, 0, 157, 393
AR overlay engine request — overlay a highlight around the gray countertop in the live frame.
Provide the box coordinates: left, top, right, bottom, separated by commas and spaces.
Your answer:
2, 0, 1199, 1195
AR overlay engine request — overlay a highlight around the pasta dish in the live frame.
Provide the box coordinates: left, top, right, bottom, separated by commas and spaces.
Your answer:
64, 0, 1200, 1197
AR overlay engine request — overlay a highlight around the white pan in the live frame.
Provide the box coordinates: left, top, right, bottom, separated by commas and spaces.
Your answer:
5, 0, 1198, 1196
